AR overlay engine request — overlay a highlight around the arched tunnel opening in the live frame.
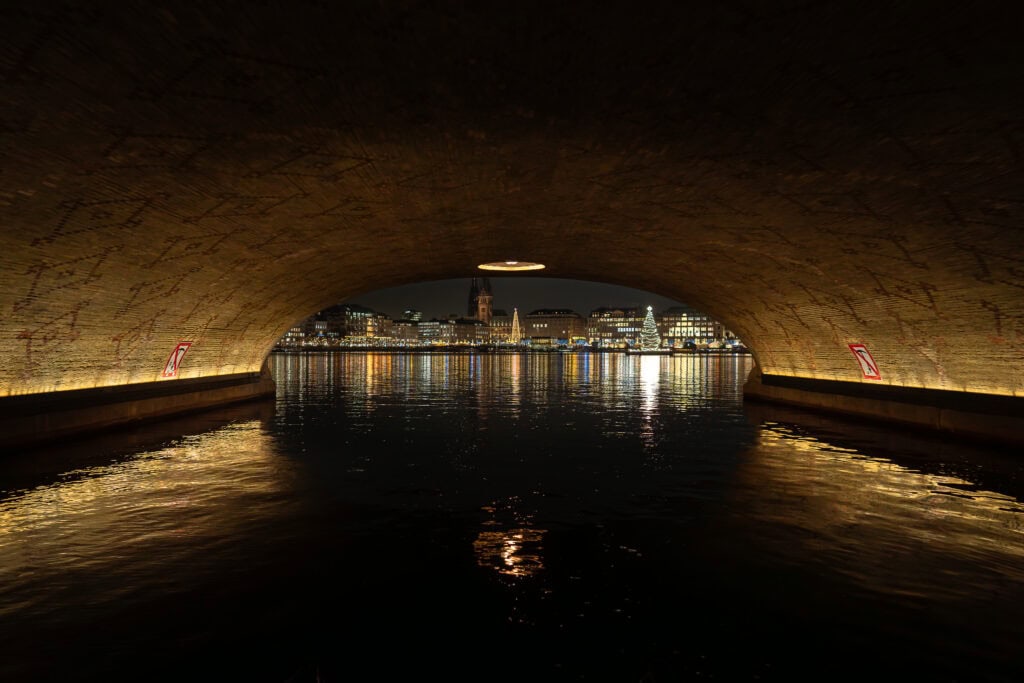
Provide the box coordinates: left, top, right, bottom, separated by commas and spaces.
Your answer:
3, 238, 1021, 447
0, 3, 1022, 445
2, 0, 1022, 444
3, 273, 1024, 682
2, 2, 1024, 680
272, 275, 750, 352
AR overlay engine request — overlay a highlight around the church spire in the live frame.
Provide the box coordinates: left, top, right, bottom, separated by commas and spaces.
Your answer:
468, 277, 494, 325
467, 278, 480, 317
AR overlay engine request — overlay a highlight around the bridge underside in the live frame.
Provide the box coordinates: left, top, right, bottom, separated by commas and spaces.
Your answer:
1, 2, 1022, 446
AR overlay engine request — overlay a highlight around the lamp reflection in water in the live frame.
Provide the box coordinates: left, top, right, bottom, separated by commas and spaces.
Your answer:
638, 355, 661, 416
473, 498, 546, 578
734, 419, 1024, 602
638, 355, 662, 453
508, 353, 521, 416
0, 420, 282, 578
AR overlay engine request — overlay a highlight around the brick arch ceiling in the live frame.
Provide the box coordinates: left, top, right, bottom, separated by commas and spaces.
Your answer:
1, 2, 1021, 397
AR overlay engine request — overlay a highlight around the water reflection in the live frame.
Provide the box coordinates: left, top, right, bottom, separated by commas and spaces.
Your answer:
472, 497, 546, 579
508, 353, 522, 415
0, 420, 284, 571
4, 352, 1024, 680
638, 355, 661, 416
271, 351, 751, 408
730, 418, 1024, 604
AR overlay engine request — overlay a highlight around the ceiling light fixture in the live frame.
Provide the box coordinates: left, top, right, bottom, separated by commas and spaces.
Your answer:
477, 260, 546, 272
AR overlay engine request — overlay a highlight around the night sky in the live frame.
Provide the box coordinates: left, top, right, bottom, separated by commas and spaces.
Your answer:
342, 278, 687, 320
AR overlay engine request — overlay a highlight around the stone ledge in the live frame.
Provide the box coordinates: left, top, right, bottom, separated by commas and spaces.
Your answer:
744, 369, 1024, 446
0, 371, 276, 451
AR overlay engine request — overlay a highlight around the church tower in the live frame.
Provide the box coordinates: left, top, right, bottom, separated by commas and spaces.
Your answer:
475, 278, 493, 325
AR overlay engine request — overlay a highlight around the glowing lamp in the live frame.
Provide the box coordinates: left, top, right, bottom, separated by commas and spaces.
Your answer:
477, 261, 546, 271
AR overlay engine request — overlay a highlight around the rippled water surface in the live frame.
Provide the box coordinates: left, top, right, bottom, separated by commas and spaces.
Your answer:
2, 352, 1024, 681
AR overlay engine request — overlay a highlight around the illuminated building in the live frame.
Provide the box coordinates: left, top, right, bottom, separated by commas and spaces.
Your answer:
657, 305, 735, 347
418, 319, 454, 345
586, 307, 642, 347
453, 318, 488, 344
419, 318, 487, 345
391, 319, 420, 345
489, 309, 511, 342
277, 304, 388, 346
524, 309, 584, 344
280, 326, 305, 345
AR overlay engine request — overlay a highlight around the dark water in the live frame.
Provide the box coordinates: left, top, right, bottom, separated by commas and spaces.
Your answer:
2, 352, 1024, 681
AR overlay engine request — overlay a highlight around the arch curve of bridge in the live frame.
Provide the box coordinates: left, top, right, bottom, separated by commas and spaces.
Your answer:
1, 3, 1021, 442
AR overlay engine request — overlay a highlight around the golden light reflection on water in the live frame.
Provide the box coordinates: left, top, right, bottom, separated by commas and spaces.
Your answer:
739, 421, 1024, 599
474, 528, 546, 578
638, 355, 661, 416
508, 353, 521, 412
0, 421, 284, 576
473, 503, 546, 578
271, 352, 753, 421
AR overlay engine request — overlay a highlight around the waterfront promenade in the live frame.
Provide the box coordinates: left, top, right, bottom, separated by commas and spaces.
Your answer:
271, 346, 751, 354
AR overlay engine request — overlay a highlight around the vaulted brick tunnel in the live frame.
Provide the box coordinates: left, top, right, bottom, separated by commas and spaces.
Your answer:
2, 3, 1022, 443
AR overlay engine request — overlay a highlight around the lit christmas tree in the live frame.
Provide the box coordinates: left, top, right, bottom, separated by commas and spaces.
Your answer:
510, 307, 522, 344
639, 305, 661, 350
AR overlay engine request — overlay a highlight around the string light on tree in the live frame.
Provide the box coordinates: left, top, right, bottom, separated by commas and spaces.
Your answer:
639, 305, 661, 350
510, 307, 523, 344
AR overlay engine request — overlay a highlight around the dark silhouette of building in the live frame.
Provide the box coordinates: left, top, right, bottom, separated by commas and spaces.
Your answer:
467, 280, 480, 317
468, 278, 494, 326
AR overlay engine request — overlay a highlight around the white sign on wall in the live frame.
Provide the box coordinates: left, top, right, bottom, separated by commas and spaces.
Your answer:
162, 342, 192, 378
848, 343, 881, 380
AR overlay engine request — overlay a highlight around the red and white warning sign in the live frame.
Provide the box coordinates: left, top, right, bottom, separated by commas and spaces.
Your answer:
848, 343, 881, 380
162, 342, 192, 378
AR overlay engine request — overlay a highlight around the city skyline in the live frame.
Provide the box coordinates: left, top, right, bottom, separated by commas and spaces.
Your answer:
341, 277, 687, 321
